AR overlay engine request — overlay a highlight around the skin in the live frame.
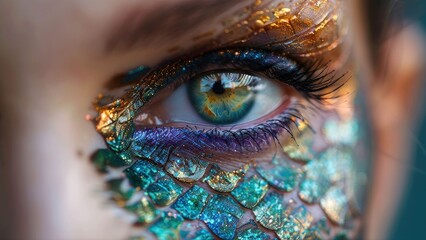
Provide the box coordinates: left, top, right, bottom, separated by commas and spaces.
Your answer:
0, 0, 424, 239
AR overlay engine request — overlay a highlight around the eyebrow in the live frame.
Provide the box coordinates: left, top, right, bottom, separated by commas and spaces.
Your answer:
104, 0, 242, 53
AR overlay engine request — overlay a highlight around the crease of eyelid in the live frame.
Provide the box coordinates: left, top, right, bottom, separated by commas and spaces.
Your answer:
103, 0, 341, 59
104, 0, 244, 52
104, 66, 151, 90
258, 2, 339, 49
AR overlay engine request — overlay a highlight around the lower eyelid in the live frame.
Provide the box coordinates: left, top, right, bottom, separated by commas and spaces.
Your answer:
129, 101, 308, 168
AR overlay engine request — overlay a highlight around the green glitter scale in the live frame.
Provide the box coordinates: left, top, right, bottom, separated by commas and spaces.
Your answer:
299, 175, 330, 204
125, 160, 166, 190
146, 176, 183, 206
231, 174, 269, 208
276, 216, 306, 240
130, 140, 172, 165
149, 211, 184, 240
256, 157, 300, 192
179, 222, 214, 240
106, 123, 135, 154
91, 148, 127, 172
126, 196, 158, 224
323, 119, 359, 146
200, 195, 244, 239
204, 165, 246, 192
298, 148, 353, 204
236, 227, 271, 240
283, 130, 315, 162
253, 191, 285, 230
320, 186, 348, 225
291, 206, 314, 229
172, 185, 210, 220
107, 178, 135, 202
166, 154, 209, 183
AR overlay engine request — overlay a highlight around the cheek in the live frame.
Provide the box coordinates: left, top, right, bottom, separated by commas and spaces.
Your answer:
0, 72, 135, 238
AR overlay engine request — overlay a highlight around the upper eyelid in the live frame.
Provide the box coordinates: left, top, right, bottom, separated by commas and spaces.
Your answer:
103, 0, 343, 60
95, 47, 343, 152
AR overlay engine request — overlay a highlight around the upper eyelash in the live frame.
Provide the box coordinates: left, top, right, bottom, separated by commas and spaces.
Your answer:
271, 59, 348, 102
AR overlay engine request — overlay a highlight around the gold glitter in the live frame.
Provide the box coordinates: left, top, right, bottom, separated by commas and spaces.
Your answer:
273, 7, 291, 18
204, 165, 248, 192
255, 20, 265, 28
259, 15, 270, 23
283, 131, 315, 162
320, 186, 348, 225
212, 0, 344, 57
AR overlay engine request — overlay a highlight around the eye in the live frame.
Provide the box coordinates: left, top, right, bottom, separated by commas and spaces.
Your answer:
96, 48, 342, 157
135, 71, 290, 127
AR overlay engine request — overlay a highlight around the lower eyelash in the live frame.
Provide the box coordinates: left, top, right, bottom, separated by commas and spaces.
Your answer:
126, 104, 309, 168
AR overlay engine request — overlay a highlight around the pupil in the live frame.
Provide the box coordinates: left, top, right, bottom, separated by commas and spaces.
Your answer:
212, 80, 226, 94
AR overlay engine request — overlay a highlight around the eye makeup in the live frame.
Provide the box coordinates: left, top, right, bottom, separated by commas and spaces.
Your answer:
91, 0, 369, 239
96, 48, 342, 152
214, 0, 344, 57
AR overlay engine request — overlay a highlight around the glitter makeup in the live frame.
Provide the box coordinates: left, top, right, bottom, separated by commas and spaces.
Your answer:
90, 0, 369, 239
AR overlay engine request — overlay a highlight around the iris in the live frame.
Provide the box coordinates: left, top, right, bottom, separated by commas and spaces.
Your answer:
187, 72, 262, 124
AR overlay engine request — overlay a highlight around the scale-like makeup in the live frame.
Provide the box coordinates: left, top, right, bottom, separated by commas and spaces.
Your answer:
91, 0, 369, 239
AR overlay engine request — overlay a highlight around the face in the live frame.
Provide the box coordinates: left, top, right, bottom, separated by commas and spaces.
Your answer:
0, 0, 423, 239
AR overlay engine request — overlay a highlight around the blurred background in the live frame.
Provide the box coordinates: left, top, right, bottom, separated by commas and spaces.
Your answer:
390, 0, 426, 239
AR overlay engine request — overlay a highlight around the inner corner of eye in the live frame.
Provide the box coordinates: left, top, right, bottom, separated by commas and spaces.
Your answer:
134, 71, 294, 129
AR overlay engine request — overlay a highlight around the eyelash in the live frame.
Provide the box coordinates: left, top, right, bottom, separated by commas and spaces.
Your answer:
96, 48, 344, 164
